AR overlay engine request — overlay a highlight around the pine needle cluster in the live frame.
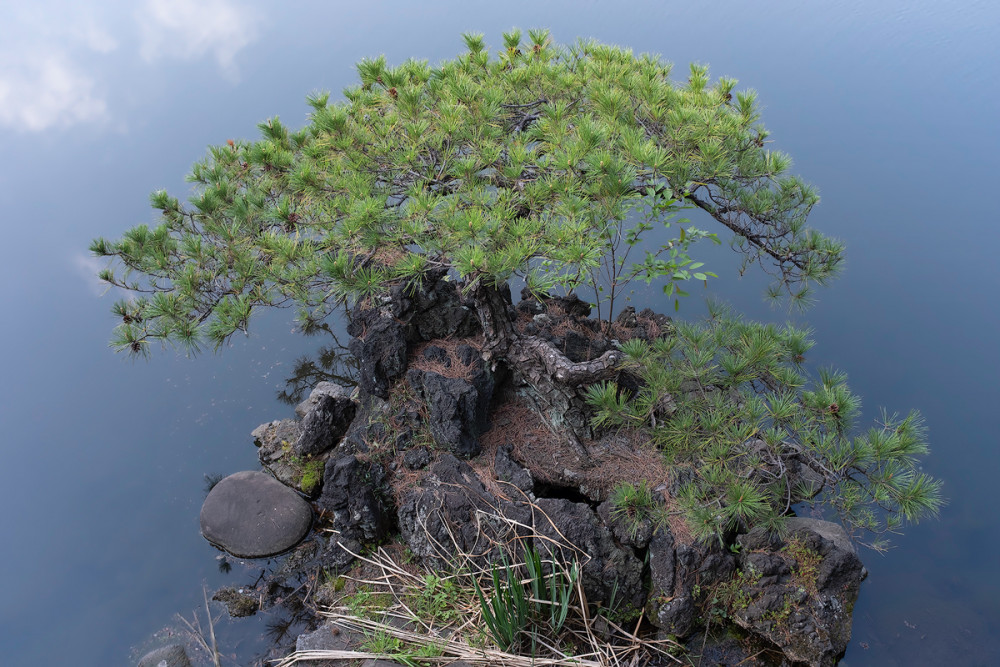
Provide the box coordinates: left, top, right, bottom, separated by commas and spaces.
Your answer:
91, 30, 842, 354
587, 302, 942, 550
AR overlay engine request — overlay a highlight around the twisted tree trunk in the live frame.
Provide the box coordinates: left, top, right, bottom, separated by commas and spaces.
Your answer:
466, 280, 622, 461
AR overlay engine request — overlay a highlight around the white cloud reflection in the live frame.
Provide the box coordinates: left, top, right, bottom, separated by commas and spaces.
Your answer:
71, 252, 115, 299
0, 4, 117, 132
0, 0, 261, 132
0, 54, 108, 132
137, 0, 261, 78
74, 19, 119, 55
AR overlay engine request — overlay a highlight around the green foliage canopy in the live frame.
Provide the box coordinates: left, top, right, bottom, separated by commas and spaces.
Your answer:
92, 29, 843, 355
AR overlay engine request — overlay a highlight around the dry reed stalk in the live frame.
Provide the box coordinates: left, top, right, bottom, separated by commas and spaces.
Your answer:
175, 586, 222, 667
287, 503, 684, 667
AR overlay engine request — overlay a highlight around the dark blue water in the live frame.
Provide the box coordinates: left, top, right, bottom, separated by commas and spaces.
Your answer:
1, 2, 997, 664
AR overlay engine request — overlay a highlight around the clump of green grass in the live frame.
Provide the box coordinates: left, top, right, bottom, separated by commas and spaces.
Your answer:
277, 513, 682, 667
344, 585, 393, 620
472, 545, 579, 652
782, 537, 822, 596
409, 574, 462, 626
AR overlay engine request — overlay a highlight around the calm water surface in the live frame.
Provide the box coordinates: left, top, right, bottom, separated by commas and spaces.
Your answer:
1, 2, 997, 665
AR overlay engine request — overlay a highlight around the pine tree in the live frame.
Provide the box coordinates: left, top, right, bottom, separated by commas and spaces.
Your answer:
92, 30, 939, 542
92, 30, 841, 359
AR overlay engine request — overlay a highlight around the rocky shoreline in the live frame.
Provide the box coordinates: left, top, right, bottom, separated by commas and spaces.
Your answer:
142, 275, 866, 667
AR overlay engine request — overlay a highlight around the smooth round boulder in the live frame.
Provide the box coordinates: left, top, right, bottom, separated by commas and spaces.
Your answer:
200, 471, 312, 558
137, 644, 191, 667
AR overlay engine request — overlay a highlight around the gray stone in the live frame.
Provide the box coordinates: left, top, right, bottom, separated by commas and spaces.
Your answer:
200, 471, 312, 558
295, 392, 357, 457
294, 621, 358, 667
785, 517, 856, 556
137, 644, 191, 667
296, 621, 355, 652
253, 419, 300, 461
253, 418, 327, 497
295, 381, 355, 417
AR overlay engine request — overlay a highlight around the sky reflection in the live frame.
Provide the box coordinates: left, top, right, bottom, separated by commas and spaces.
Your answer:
0, 0, 262, 132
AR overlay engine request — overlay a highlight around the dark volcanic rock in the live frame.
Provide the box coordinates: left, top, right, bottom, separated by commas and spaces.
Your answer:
645, 526, 683, 632
682, 630, 785, 667
403, 446, 431, 470
547, 293, 592, 318
397, 454, 531, 569
615, 306, 638, 328
494, 445, 533, 493
406, 369, 485, 458
597, 498, 654, 549
346, 271, 478, 401
317, 455, 392, 544
731, 519, 865, 667
456, 345, 494, 429
319, 535, 365, 574
348, 307, 409, 400
315, 455, 393, 574
200, 471, 312, 558
409, 273, 479, 341
294, 393, 358, 457
421, 345, 451, 367
638, 307, 673, 332
647, 536, 735, 639
533, 497, 645, 611
340, 396, 392, 454
559, 328, 612, 363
